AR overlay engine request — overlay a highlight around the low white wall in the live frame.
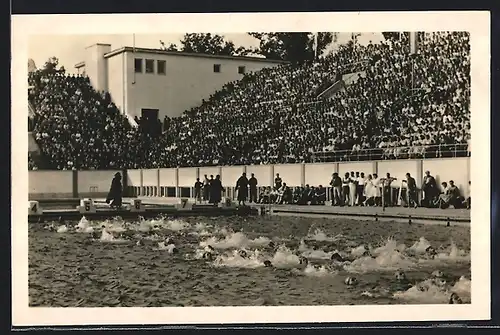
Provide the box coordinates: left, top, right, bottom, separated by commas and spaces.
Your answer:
28, 157, 471, 198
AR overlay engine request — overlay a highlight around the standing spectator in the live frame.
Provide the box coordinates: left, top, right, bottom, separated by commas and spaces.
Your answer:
356, 172, 366, 206
106, 172, 123, 209
236, 172, 249, 206
248, 173, 258, 203
372, 173, 382, 206
210, 175, 224, 206
330, 172, 342, 206
382, 173, 397, 206
194, 177, 203, 204
422, 170, 438, 208
202, 174, 210, 203
275, 173, 283, 189
208, 175, 215, 204
349, 171, 357, 206
404, 173, 418, 208
342, 172, 351, 206
465, 181, 471, 209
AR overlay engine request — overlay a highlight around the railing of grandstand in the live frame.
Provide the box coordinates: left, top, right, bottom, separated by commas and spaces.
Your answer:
310, 143, 470, 163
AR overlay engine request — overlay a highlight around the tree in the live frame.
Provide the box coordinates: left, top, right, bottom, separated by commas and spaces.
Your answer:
41, 56, 65, 75
160, 34, 254, 56
248, 32, 334, 64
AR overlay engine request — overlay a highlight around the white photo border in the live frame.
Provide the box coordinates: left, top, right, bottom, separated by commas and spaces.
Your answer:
11, 11, 491, 326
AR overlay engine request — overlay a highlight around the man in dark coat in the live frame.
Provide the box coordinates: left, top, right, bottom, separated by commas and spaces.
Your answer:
404, 172, 418, 208
210, 175, 224, 206
236, 173, 249, 206
106, 172, 123, 209
422, 170, 438, 208
208, 175, 215, 203
248, 173, 258, 203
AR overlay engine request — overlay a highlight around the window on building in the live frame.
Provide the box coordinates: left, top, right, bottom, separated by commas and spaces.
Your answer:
157, 60, 166, 75
134, 58, 143, 73
145, 59, 154, 74
238, 66, 246, 74
213, 64, 221, 73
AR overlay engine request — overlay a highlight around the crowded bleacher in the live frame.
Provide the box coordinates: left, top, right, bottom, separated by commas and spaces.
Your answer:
28, 32, 470, 172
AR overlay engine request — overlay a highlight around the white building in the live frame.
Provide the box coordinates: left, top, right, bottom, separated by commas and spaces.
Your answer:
75, 43, 287, 121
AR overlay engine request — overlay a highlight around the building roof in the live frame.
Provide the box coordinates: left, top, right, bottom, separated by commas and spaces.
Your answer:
74, 46, 289, 69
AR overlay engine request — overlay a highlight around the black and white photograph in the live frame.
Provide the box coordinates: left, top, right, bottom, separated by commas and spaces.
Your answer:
12, 11, 490, 326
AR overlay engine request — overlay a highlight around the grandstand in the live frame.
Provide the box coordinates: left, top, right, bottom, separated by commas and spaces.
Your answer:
27, 31, 470, 172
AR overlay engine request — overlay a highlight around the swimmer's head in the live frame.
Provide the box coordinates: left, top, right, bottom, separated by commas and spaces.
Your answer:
331, 252, 344, 262
394, 270, 406, 281
431, 270, 444, 278
238, 250, 248, 258
299, 256, 308, 265
449, 293, 463, 304
264, 260, 273, 268
344, 276, 358, 286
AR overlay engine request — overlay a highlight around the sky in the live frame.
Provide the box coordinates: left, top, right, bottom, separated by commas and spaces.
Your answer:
28, 33, 385, 74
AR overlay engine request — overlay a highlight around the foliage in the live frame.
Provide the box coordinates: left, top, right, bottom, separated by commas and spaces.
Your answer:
248, 32, 334, 64
41, 56, 65, 75
160, 34, 254, 56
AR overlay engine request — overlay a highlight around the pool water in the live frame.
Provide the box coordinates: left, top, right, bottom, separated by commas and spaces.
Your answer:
29, 215, 471, 307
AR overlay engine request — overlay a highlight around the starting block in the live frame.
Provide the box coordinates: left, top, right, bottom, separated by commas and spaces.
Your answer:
175, 198, 193, 210
218, 197, 236, 208
28, 200, 43, 215
78, 198, 96, 214
130, 199, 144, 212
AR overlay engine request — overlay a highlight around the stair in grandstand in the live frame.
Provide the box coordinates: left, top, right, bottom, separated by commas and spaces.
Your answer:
317, 71, 367, 100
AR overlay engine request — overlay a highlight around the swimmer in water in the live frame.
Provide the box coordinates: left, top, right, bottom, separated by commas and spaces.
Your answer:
344, 276, 358, 286
238, 250, 248, 258
449, 293, 463, 304
331, 252, 345, 262
425, 246, 437, 259
264, 260, 273, 268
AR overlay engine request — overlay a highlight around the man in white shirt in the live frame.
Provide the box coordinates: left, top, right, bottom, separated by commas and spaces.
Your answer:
356, 172, 366, 206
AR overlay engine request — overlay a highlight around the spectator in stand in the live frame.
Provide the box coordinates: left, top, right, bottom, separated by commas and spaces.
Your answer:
28, 32, 469, 172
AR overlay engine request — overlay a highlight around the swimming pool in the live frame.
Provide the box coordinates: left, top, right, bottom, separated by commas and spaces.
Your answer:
29, 215, 471, 307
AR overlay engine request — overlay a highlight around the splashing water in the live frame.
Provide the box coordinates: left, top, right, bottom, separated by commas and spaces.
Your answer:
75, 216, 94, 233
306, 228, 343, 242
155, 242, 177, 253
393, 277, 470, 304
213, 249, 265, 268
99, 228, 127, 243
303, 264, 337, 277
199, 232, 270, 250
408, 237, 432, 255
345, 239, 414, 273
56, 225, 68, 233
351, 245, 368, 258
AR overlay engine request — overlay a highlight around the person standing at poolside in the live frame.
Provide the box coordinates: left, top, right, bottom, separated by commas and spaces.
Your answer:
194, 178, 203, 204
404, 173, 419, 208
248, 173, 258, 204
106, 172, 123, 209
210, 175, 224, 206
236, 172, 249, 206
202, 174, 210, 203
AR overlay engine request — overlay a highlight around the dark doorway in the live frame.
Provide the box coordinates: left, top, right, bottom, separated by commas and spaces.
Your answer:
141, 108, 159, 121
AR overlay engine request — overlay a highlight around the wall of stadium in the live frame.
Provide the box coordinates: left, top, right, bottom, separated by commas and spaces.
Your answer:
76, 44, 286, 120
28, 157, 470, 199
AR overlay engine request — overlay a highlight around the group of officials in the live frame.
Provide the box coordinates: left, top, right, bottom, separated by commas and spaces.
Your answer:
190, 170, 470, 209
